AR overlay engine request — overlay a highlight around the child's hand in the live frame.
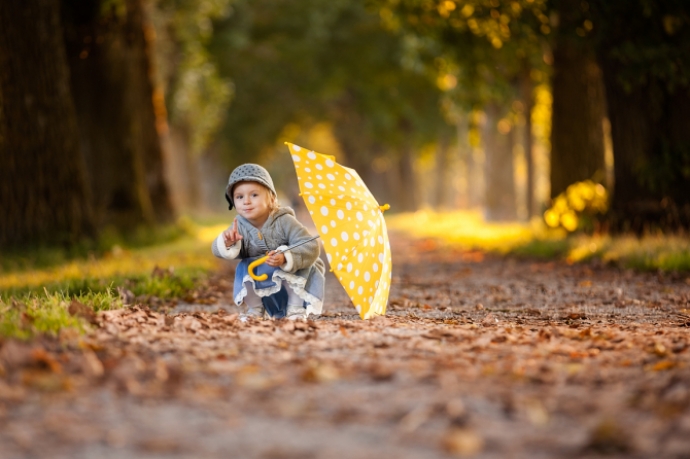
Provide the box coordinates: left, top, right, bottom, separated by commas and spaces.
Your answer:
223, 219, 243, 248
265, 250, 286, 267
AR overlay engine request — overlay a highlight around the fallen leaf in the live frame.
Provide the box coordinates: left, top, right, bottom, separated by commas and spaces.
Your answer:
302, 362, 339, 383
0, 340, 33, 370
525, 399, 549, 426
399, 405, 433, 432
137, 438, 183, 453
81, 349, 104, 378
30, 348, 62, 373
651, 342, 668, 357
480, 313, 497, 327
584, 419, 632, 454
648, 360, 677, 372
68, 300, 97, 324
442, 428, 484, 456
21, 370, 70, 392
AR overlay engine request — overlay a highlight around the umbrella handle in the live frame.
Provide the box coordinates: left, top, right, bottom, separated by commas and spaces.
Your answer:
248, 255, 269, 281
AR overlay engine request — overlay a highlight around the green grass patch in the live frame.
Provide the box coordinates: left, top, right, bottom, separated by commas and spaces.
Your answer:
597, 235, 690, 272
0, 214, 231, 339
509, 238, 571, 259
0, 289, 121, 340
0, 218, 198, 274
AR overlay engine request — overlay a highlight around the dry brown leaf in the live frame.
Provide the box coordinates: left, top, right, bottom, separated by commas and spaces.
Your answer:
81, 349, 104, 378
648, 360, 677, 372
442, 428, 484, 456
480, 313, 497, 327
302, 362, 339, 383
68, 300, 97, 324
584, 419, 633, 454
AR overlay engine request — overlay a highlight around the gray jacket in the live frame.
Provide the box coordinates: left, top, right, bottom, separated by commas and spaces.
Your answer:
212, 207, 325, 276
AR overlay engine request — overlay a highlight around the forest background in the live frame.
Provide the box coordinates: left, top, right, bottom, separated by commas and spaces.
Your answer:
1, 0, 690, 290
3, 3, 690, 457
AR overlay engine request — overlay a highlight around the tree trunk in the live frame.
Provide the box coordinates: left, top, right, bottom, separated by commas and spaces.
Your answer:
0, 0, 94, 248
458, 115, 476, 208
550, 0, 606, 199
519, 70, 536, 218
601, 60, 690, 232
591, 0, 690, 232
164, 125, 202, 212
396, 145, 418, 212
62, 0, 174, 230
433, 134, 451, 209
466, 114, 484, 208
483, 104, 517, 221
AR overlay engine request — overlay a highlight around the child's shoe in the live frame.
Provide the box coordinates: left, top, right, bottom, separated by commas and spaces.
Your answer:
285, 304, 307, 321
245, 304, 266, 319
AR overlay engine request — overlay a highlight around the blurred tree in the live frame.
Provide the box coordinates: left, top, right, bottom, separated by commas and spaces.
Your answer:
483, 103, 517, 220
150, 0, 232, 211
210, 0, 331, 164
375, 0, 551, 220
432, 132, 452, 208
321, 4, 451, 210
62, 0, 174, 229
591, 0, 690, 231
0, 0, 95, 248
518, 67, 536, 217
209, 0, 449, 211
549, 0, 606, 199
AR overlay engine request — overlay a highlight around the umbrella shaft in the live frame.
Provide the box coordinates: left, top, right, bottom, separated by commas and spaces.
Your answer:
277, 235, 320, 253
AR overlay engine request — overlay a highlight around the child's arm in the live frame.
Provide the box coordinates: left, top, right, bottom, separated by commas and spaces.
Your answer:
211, 218, 243, 260
278, 215, 320, 272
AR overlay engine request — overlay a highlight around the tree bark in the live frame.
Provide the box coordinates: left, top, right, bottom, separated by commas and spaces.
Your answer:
62, 0, 174, 230
550, 0, 606, 199
0, 0, 94, 248
483, 104, 517, 221
601, 60, 690, 232
590, 0, 690, 232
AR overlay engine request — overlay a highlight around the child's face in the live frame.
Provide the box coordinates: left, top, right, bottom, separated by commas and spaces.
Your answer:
233, 181, 273, 227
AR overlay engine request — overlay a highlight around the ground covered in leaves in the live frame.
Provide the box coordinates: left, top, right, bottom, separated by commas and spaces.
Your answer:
1, 234, 690, 459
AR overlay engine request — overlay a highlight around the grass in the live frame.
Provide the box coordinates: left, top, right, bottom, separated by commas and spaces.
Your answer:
4, 209, 688, 339
0, 216, 231, 339
0, 289, 119, 340
386, 210, 690, 273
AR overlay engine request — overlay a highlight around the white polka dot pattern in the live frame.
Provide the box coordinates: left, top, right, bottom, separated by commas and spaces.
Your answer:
286, 142, 392, 319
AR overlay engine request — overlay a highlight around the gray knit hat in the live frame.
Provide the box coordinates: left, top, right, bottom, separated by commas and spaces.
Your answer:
225, 163, 276, 210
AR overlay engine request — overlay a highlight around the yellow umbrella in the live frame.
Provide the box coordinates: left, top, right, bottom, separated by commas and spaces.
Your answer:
285, 142, 392, 319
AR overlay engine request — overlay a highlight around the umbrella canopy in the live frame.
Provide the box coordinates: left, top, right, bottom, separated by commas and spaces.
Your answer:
286, 142, 392, 319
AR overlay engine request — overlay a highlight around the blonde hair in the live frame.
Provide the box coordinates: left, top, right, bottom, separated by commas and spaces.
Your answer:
268, 192, 280, 213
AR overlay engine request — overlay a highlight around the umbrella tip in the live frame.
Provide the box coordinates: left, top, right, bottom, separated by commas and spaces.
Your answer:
379, 204, 390, 212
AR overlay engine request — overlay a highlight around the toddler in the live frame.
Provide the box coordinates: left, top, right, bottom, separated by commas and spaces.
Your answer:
212, 164, 325, 320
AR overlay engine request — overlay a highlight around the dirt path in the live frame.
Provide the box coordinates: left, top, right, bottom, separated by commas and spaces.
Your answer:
1, 233, 690, 459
